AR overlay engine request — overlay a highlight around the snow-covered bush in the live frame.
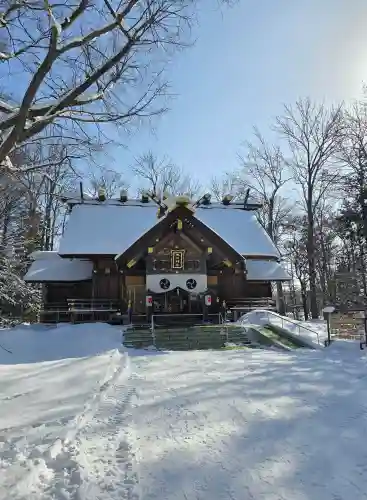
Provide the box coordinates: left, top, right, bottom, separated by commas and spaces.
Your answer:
0, 252, 40, 326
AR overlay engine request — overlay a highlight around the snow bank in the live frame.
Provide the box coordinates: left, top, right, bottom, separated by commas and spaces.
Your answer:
0, 322, 124, 365
238, 309, 327, 346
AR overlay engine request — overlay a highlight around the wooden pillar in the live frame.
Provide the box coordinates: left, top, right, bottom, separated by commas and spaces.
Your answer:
120, 270, 127, 311
221, 300, 227, 321
42, 284, 48, 306
127, 300, 133, 324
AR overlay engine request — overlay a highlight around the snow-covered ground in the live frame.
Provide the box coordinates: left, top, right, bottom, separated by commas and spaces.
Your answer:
2, 322, 367, 499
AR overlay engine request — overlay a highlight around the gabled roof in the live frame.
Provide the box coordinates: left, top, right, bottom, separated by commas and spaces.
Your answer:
57, 200, 280, 258
24, 251, 93, 282
115, 205, 245, 265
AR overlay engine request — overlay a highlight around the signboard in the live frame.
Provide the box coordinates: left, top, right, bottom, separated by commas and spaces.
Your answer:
171, 250, 185, 270
330, 311, 365, 339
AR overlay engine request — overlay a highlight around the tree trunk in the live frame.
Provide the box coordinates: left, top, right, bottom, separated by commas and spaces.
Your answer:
276, 281, 286, 315
307, 197, 319, 318
267, 196, 275, 244
318, 230, 329, 306
359, 238, 367, 297
1, 200, 12, 247
289, 263, 298, 319
44, 203, 52, 251
300, 282, 309, 320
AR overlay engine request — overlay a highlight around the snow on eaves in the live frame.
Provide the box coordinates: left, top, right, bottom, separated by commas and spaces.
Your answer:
24, 251, 93, 282
246, 259, 291, 281
29, 250, 62, 260
57, 202, 280, 258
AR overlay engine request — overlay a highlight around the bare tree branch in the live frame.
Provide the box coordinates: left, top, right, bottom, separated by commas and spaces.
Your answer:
132, 151, 201, 198
237, 128, 292, 244
0, 0, 198, 168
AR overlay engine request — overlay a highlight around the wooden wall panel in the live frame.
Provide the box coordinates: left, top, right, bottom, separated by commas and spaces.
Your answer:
126, 275, 145, 286
218, 273, 246, 299
93, 274, 120, 299
96, 258, 118, 272
244, 281, 272, 298
46, 281, 92, 303
207, 275, 218, 286
216, 274, 272, 301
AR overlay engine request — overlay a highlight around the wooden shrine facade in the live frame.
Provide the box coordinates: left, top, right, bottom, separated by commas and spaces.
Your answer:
25, 196, 287, 324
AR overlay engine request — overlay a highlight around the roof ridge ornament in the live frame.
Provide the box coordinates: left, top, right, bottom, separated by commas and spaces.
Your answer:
166, 195, 194, 213
193, 193, 211, 208
98, 187, 106, 202
120, 189, 128, 202
222, 194, 233, 205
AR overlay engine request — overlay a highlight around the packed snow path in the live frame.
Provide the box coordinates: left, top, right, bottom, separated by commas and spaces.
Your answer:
131, 347, 367, 500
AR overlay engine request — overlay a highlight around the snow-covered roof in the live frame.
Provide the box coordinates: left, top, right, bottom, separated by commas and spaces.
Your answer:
24, 251, 93, 282
58, 203, 159, 256
196, 207, 280, 258
30, 250, 61, 260
245, 259, 291, 281
57, 201, 279, 258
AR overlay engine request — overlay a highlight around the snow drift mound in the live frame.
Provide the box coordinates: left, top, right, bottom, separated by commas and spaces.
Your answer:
0, 322, 124, 365
238, 309, 326, 347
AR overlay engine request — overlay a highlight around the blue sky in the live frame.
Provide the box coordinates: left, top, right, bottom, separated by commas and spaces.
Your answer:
110, 0, 367, 188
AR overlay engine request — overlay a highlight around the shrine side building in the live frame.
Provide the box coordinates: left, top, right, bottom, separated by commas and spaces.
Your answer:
24, 193, 291, 323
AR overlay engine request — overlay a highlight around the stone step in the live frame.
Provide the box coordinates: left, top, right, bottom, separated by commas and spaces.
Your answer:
123, 324, 260, 350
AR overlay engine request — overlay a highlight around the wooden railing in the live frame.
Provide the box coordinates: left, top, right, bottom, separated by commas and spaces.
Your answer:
228, 297, 276, 307
228, 298, 277, 320
39, 302, 70, 323
39, 299, 121, 323
67, 299, 120, 313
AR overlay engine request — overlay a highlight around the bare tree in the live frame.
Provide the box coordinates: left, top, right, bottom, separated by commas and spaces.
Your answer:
210, 174, 240, 202
284, 220, 310, 320
340, 100, 367, 218
334, 100, 367, 303
276, 98, 343, 318
132, 151, 201, 198
88, 166, 129, 198
0, 0, 199, 169
236, 130, 293, 314
237, 129, 293, 246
